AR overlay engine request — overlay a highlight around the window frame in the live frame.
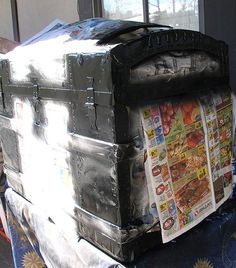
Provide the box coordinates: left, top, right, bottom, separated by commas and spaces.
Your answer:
92, 0, 103, 17
10, 0, 20, 42
90, 0, 203, 31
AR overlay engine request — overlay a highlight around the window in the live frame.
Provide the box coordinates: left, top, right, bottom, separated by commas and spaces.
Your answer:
149, 0, 199, 31
100, 0, 199, 31
102, 0, 144, 22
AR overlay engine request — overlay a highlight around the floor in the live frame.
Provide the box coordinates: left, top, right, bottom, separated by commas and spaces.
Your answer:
0, 235, 14, 268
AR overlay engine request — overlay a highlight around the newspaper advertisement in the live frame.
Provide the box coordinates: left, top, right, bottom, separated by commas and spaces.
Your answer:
199, 91, 233, 208
140, 90, 232, 242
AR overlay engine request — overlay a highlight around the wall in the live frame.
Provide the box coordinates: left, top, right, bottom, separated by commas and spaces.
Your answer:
0, 0, 14, 40
17, 0, 79, 41
204, 0, 236, 91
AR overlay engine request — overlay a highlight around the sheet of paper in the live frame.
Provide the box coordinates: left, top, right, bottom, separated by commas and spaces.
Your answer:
140, 90, 233, 242
21, 19, 66, 46
199, 91, 233, 208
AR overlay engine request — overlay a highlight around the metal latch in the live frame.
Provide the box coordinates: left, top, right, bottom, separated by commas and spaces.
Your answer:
0, 76, 5, 110
85, 77, 97, 130
0, 61, 6, 111
32, 79, 41, 125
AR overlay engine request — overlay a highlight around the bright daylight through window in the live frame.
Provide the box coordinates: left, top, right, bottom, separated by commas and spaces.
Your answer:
149, 0, 199, 30
102, 0, 199, 31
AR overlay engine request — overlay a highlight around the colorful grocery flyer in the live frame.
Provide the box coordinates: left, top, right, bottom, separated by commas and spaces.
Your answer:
199, 90, 233, 208
140, 90, 233, 243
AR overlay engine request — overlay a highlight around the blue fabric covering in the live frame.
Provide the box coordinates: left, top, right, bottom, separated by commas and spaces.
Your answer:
6, 191, 236, 268
131, 200, 236, 268
7, 206, 46, 268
